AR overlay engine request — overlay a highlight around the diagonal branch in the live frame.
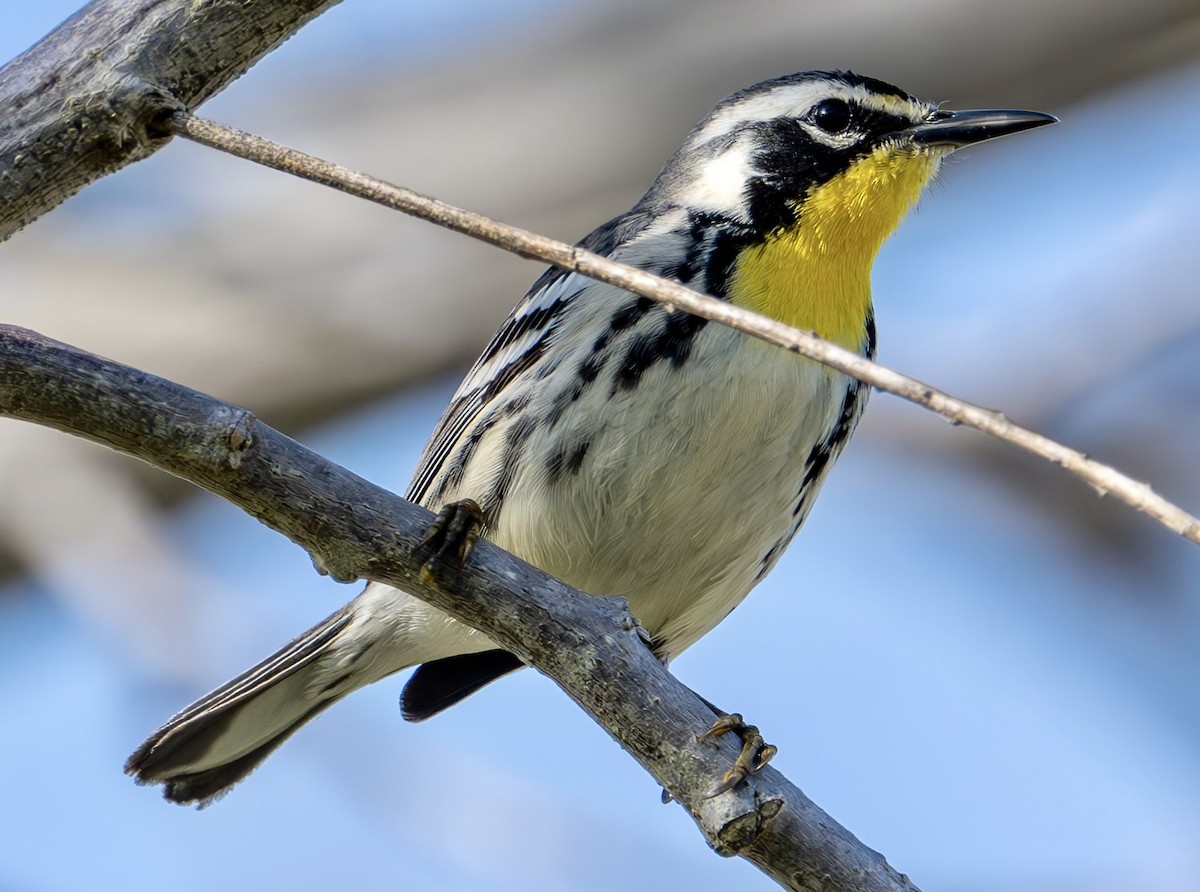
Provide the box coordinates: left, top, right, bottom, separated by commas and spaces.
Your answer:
169, 111, 1200, 547
0, 323, 919, 892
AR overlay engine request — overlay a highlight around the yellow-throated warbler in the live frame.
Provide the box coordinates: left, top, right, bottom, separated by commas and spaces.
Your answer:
127, 70, 1055, 804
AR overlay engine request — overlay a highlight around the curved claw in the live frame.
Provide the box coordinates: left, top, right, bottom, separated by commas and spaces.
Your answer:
419, 498, 485, 584
698, 713, 776, 798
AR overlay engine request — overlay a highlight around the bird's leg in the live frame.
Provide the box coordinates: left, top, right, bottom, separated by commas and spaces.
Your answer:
641, 635, 776, 801
418, 498, 485, 584
696, 700, 777, 798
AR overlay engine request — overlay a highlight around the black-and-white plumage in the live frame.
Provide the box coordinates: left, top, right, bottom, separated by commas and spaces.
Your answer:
126, 70, 1055, 805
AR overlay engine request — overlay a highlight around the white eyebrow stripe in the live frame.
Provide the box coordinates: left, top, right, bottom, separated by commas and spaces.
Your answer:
689, 81, 931, 148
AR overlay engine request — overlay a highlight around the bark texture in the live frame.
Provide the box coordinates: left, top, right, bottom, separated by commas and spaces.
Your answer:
0, 0, 342, 239
0, 323, 920, 892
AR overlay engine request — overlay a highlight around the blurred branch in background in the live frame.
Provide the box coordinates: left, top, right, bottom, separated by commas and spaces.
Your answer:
0, 0, 342, 240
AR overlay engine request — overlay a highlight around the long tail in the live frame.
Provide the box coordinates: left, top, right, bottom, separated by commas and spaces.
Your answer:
125, 607, 359, 806
126, 582, 522, 806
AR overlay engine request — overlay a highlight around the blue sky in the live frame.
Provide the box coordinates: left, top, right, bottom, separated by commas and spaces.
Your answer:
1, 1, 578, 83
4, 6, 1200, 891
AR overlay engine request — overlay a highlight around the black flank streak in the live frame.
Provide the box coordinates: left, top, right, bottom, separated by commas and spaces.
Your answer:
755, 539, 786, 582
609, 297, 654, 332
612, 311, 708, 393
662, 312, 707, 368
565, 440, 590, 474
411, 210, 664, 508
799, 443, 833, 497
578, 353, 603, 384
682, 212, 721, 277
834, 381, 864, 440
663, 211, 721, 283
657, 211, 753, 298
794, 381, 866, 515
593, 299, 653, 353
545, 351, 607, 429
545, 438, 591, 484
864, 309, 878, 360
544, 382, 581, 429
501, 392, 533, 416
544, 394, 571, 429
613, 332, 660, 392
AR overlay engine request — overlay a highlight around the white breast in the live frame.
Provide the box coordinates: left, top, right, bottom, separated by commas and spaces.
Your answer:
477, 325, 853, 658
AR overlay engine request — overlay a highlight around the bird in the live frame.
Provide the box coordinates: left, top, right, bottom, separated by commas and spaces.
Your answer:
126, 70, 1055, 805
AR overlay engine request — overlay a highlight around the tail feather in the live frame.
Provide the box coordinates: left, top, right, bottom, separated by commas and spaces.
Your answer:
125, 608, 354, 806
144, 701, 332, 807
128, 582, 501, 805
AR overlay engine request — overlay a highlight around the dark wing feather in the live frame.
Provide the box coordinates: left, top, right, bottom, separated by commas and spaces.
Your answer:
405, 269, 571, 506
405, 211, 653, 507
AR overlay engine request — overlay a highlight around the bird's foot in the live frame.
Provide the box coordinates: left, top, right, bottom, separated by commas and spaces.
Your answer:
419, 498, 485, 584
697, 712, 777, 797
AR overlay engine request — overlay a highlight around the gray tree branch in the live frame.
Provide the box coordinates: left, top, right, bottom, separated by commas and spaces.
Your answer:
0, 0, 343, 240
0, 323, 918, 892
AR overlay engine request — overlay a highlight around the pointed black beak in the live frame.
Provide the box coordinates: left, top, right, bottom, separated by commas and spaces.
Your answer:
907, 108, 1058, 149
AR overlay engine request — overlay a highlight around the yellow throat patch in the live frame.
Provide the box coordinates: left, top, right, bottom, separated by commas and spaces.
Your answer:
729, 147, 938, 350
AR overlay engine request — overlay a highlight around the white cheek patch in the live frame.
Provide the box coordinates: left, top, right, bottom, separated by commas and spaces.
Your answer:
687, 142, 758, 217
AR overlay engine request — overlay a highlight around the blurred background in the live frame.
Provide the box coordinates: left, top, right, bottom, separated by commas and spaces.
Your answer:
3, 1, 1200, 889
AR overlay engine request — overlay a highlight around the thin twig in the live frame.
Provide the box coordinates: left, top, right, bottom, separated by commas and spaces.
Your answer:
169, 111, 1200, 547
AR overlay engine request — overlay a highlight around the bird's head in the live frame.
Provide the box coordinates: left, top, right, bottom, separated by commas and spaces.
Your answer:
641, 70, 1055, 346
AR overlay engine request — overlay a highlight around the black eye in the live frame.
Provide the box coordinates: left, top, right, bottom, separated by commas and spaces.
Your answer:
810, 98, 852, 135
